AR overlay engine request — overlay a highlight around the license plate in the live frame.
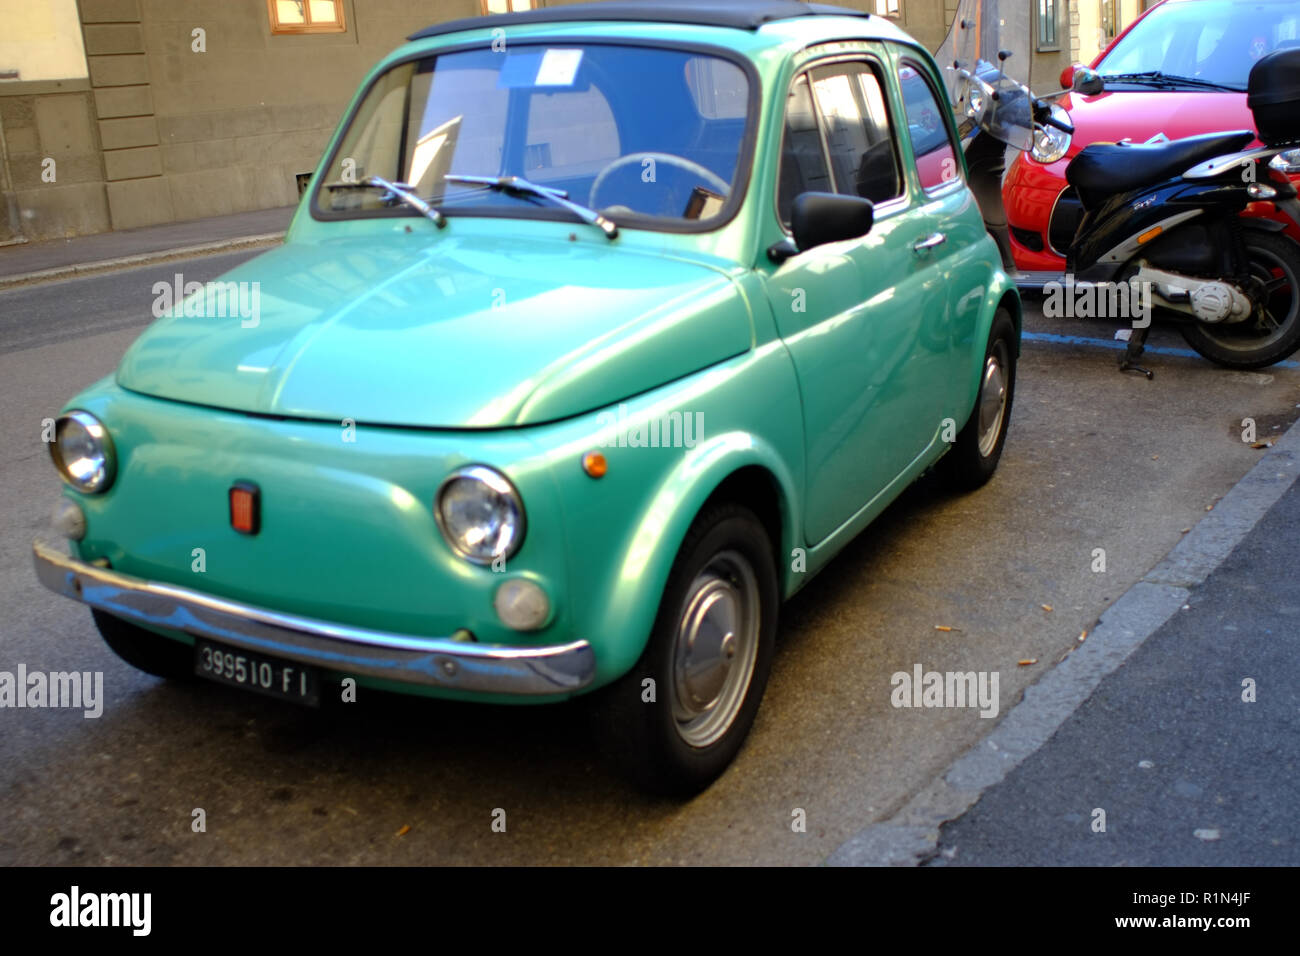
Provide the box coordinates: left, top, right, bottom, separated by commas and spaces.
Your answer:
194, 640, 320, 707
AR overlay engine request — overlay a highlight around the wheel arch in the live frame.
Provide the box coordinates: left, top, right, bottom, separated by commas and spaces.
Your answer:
579, 435, 801, 688
699, 464, 793, 590
959, 274, 1021, 422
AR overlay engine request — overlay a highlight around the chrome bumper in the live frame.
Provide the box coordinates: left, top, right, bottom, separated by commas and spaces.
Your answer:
32, 536, 595, 695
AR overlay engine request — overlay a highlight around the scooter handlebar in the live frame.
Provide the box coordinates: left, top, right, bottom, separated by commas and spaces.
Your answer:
1033, 98, 1074, 134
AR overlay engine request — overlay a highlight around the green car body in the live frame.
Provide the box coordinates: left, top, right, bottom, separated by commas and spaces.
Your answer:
37, 2, 1019, 785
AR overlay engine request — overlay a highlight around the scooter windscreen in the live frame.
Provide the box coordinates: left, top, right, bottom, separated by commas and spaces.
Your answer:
936, 0, 1034, 152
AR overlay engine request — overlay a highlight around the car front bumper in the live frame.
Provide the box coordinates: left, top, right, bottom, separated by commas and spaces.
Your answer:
32, 536, 595, 696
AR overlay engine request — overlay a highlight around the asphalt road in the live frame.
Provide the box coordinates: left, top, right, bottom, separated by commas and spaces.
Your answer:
929, 479, 1300, 866
1, 256, 1297, 865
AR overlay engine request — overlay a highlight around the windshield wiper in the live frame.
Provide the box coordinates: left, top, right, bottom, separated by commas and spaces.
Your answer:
1100, 71, 1243, 92
445, 174, 618, 239
323, 175, 446, 228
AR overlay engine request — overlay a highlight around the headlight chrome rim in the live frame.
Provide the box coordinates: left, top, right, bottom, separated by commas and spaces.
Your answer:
434, 465, 526, 565
1032, 105, 1072, 165
50, 410, 116, 494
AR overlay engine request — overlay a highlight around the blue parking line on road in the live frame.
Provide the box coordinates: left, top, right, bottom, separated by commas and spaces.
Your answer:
1022, 331, 1300, 369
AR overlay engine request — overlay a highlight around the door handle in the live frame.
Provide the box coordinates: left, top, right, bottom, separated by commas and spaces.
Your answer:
912, 232, 947, 254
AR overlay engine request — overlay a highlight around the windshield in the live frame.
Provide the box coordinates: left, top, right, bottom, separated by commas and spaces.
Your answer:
935, 0, 1034, 150
1097, 0, 1300, 90
315, 43, 752, 228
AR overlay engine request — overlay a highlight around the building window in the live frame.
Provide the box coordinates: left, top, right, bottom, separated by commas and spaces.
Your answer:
1100, 0, 1120, 41
1037, 0, 1060, 51
481, 0, 535, 13
267, 0, 346, 35
874, 0, 901, 17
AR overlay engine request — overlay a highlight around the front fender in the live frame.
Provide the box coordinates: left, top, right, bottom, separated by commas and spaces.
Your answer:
585, 431, 800, 686
1239, 215, 1288, 233
537, 342, 804, 688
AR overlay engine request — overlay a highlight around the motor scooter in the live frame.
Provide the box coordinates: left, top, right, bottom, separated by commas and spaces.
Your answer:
939, 0, 1300, 374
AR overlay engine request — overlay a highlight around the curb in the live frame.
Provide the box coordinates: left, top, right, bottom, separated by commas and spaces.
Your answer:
826, 414, 1300, 866
0, 233, 285, 290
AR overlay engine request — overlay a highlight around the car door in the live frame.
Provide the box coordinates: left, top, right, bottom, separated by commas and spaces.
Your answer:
761, 51, 941, 546
889, 50, 990, 431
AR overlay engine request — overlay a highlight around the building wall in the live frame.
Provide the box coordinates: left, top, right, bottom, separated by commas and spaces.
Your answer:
0, 0, 1129, 242
0, 0, 90, 82
1073, 0, 1143, 66
106, 0, 484, 229
0, 0, 107, 242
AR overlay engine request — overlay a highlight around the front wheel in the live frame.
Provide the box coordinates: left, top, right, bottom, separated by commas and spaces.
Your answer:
588, 504, 778, 796
1180, 231, 1300, 370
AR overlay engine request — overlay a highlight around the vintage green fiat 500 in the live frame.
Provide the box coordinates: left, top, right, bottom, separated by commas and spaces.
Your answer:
35, 0, 1019, 794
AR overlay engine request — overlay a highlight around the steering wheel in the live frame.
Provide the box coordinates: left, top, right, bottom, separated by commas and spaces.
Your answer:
588, 152, 730, 212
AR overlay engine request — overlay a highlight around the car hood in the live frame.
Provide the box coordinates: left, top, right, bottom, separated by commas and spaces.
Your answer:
1059, 89, 1259, 154
116, 234, 751, 428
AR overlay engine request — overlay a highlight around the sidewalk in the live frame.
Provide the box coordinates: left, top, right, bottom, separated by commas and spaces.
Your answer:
929, 478, 1300, 866
828, 413, 1300, 867
0, 205, 294, 288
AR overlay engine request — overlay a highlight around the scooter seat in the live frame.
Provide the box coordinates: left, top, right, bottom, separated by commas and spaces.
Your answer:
1066, 130, 1256, 209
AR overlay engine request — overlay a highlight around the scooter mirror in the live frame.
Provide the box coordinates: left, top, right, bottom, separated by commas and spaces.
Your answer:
1072, 66, 1105, 95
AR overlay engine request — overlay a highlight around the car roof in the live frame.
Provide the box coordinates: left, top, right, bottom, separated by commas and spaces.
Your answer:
408, 0, 871, 42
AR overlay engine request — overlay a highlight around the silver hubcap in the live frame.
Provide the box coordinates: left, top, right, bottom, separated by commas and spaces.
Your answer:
977, 353, 1007, 458
671, 551, 760, 748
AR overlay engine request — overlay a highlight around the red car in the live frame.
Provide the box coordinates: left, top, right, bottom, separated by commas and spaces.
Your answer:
1004, 0, 1300, 274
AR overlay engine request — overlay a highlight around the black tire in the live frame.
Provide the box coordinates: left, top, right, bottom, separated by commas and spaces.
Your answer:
939, 308, 1017, 491
92, 609, 195, 681
1180, 231, 1300, 370
588, 503, 779, 797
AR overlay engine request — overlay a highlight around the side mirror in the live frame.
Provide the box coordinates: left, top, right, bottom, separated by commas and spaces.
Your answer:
1071, 66, 1105, 95
1059, 64, 1075, 90
790, 192, 873, 254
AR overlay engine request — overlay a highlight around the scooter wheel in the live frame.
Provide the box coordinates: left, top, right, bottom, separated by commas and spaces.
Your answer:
1180, 232, 1300, 370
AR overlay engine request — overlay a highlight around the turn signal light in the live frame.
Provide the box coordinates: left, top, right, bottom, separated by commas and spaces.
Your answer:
229, 482, 260, 535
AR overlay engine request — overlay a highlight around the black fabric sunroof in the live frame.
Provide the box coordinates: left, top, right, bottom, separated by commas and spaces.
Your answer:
409, 1, 870, 41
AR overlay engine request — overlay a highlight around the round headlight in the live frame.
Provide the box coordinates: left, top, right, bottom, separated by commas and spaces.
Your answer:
1032, 106, 1072, 164
435, 465, 525, 565
50, 411, 116, 494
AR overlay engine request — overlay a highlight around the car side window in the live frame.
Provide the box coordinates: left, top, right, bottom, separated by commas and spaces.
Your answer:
776, 73, 833, 228
897, 60, 961, 194
807, 61, 903, 205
